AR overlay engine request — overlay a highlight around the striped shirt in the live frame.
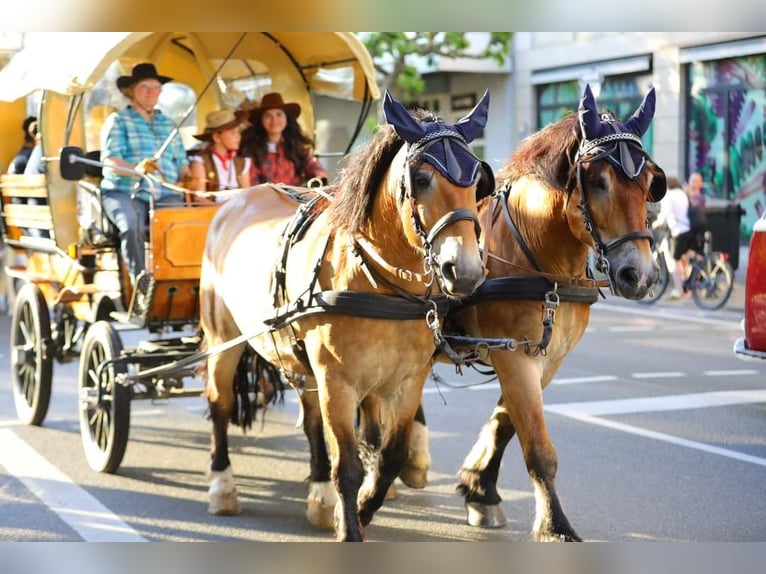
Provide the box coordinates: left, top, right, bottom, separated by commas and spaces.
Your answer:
101, 105, 188, 200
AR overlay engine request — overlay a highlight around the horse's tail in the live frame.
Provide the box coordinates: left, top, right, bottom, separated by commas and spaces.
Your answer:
231, 349, 286, 432
196, 328, 285, 431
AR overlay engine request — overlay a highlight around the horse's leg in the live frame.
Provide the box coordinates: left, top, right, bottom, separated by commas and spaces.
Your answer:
301, 381, 337, 529
457, 397, 516, 529
460, 355, 581, 541
317, 377, 365, 541
205, 345, 246, 516
358, 385, 422, 527
398, 402, 430, 489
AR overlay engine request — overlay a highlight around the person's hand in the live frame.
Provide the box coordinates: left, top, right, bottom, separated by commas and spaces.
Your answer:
135, 157, 159, 175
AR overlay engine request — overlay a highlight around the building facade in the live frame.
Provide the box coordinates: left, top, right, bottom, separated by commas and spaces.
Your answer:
424, 32, 766, 239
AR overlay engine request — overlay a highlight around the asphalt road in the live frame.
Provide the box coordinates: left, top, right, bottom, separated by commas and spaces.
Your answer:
0, 268, 764, 541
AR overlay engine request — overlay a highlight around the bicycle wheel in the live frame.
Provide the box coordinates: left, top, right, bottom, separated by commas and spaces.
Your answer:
689, 255, 734, 310
639, 250, 669, 305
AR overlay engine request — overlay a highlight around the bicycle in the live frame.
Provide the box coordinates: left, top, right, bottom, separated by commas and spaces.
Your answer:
640, 229, 734, 310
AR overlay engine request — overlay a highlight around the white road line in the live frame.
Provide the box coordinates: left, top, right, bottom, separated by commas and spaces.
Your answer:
549, 411, 766, 468
552, 375, 618, 385
704, 369, 760, 377
631, 372, 685, 379
545, 389, 766, 417
0, 429, 146, 542
608, 325, 654, 332
594, 302, 741, 327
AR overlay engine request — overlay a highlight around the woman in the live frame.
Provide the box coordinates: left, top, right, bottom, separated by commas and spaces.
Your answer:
240, 92, 328, 186
188, 109, 251, 202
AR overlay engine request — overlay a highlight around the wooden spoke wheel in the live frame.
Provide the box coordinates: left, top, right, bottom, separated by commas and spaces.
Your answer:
10, 283, 53, 426
78, 321, 130, 473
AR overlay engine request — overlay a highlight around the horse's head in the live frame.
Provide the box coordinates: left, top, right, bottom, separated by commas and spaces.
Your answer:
382, 89, 492, 298
570, 84, 666, 299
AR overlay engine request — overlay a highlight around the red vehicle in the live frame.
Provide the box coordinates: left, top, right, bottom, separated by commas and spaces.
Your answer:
734, 210, 766, 361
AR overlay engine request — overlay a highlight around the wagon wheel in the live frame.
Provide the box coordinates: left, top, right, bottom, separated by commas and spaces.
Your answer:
78, 321, 130, 473
10, 283, 53, 426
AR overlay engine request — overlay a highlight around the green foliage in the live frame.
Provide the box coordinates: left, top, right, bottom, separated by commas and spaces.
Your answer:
362, 32, 512, 100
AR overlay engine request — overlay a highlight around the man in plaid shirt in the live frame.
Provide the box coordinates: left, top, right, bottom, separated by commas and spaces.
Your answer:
101, 63, 190, 289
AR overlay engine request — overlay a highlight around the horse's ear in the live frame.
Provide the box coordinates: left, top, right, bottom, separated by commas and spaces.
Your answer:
624, 86, 656, 137
648, 163, 667, 202
453, 89, 490, 143
578, 84, 601, 140
382, 89, 425, 144
476, 160, 495, 200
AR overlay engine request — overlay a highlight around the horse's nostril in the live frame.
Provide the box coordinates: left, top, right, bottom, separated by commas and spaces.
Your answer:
441, 262, 457, 283
617, 266, 638, 286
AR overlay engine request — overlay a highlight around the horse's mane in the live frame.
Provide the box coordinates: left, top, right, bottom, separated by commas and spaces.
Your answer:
497, 113, 581, 190
326, 109, 435, 234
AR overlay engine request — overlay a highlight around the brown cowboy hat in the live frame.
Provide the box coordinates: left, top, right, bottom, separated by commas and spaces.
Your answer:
116, 63, 173, 91
193, 109, 249, 141
249, 92, 301, 124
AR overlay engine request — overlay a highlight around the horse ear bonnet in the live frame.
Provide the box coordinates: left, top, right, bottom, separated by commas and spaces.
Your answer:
578, 84, 664, 199
383, 89, 491, 191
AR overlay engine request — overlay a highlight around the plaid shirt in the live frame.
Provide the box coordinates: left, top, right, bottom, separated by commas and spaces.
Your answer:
252, 140, 327, 185
101, 106, 188, 200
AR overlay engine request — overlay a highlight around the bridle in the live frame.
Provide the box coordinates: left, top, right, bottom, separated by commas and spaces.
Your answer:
573, 127, 655, 278
374, 127, 483, 291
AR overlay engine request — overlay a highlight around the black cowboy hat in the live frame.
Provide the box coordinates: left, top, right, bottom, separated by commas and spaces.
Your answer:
116, 63, 173, 91
248, 92, 301, 124
193, 109, 249, 141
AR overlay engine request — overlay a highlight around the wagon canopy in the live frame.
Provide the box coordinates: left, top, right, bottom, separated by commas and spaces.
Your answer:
0, 32, 379, 104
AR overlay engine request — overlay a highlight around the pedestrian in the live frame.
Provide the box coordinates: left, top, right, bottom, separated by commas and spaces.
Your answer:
653, 175, 695, 299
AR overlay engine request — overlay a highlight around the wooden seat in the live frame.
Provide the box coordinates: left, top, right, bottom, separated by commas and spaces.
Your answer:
0, 173, 57, 250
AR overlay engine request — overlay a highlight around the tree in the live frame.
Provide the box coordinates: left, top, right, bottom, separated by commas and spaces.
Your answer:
362, 32, 512, 101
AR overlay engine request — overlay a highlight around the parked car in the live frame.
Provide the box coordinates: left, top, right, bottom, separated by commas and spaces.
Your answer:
734, 210, 766, 361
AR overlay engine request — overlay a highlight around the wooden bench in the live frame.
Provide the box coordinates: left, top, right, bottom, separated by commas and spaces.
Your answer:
0, 173, 57, 251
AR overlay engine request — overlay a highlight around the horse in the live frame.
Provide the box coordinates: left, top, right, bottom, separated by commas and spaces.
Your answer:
412, 84, 667, 541
198, 89, 494, 541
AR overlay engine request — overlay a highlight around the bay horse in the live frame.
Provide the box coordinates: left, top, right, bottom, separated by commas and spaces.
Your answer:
415, 84, 667, 540
199, 90, 493, 541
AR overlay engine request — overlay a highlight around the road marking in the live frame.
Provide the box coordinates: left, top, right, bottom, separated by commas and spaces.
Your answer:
631, 372, 685, 379
552, 375, 617, 385
594, 302, 741, 327
608, 325, 654, 332
704, 369, 759, 377
548, 410, 766, 468
0, 429, 146, 542
545, 389, 766, 417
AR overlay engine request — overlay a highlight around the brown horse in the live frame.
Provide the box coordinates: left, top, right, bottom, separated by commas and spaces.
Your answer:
411, 84, 666, 540
199, 90, 493, 541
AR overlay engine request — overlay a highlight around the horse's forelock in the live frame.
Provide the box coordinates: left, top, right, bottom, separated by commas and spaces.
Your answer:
500, 114, 580, 190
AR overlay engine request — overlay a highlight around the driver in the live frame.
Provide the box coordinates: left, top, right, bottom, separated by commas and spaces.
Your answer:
100, 62, 190, 301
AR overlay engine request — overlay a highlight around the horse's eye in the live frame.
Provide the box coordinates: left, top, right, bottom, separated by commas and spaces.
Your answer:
412, 171, 432, 192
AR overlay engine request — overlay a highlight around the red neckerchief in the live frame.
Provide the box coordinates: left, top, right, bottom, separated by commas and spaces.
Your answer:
212, 148, 237, 170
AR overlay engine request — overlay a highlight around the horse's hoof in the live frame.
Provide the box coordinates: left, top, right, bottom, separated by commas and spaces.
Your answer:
466, 501, 507, 528
306, 500, 336, 529
398, 466, 428, 489
208, 467, 241, 515
306, 481, 337, 530
208, 490, 241, 516
385, 482, 398, 500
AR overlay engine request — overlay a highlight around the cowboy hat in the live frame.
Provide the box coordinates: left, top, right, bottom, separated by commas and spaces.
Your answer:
249, 92, 301, 124
193, 109, 249, 141
116, 63, 173, 91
